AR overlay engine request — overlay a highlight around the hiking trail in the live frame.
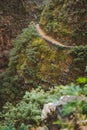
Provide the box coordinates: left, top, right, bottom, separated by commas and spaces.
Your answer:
35, 24, 77, 49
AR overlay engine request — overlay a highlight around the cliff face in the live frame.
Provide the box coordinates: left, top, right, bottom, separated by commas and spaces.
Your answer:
40, 0, 87, 46
0, 0, 48, 73
0, 0, 29, 72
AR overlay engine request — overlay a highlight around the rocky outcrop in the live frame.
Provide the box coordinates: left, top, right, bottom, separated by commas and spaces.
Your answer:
41, 96, 87, 130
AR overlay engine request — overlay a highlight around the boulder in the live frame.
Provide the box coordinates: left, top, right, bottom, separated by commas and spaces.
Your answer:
41, 96, 87, 130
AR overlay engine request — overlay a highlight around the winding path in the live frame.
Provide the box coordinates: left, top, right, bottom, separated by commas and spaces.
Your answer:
35, 24, 77, 49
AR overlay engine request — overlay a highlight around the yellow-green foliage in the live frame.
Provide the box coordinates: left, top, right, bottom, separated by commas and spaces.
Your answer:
40, 0, 87, 45
15, 37, 68, 85
8, 23, 69, 87
0, 23, 70, 110
0, 82, 87, 129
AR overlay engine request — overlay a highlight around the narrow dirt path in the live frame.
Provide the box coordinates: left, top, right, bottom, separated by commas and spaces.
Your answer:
35, 24, 77, 49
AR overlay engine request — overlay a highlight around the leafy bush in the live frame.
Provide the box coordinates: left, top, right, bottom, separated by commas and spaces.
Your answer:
70, 46, 87, 62
69, 46, 87, 69
0, 82, 87, 129
0, 87, 59, 129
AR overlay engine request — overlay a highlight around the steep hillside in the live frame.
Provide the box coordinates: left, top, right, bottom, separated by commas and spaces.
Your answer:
0, 0, 29, 73
40, 0, 87, 46
0, 0, 87, 108
1, 23, 87, 110
0, 0, 48, 73
0, 1, 87, 129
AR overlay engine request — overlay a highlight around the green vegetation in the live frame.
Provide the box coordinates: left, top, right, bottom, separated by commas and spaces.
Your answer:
0, 80, 87, 129
0, 23, 70, 109
69, 46, 87, 68
0, 0, 87, 130
40, 0, 87, 45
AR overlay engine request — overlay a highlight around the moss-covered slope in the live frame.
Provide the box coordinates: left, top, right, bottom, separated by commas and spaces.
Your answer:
0, 23, 72, 108
7, 24, 71, 87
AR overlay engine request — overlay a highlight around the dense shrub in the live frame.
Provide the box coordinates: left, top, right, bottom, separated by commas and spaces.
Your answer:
69, 46, 87, 68
0, 81, 87, 129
